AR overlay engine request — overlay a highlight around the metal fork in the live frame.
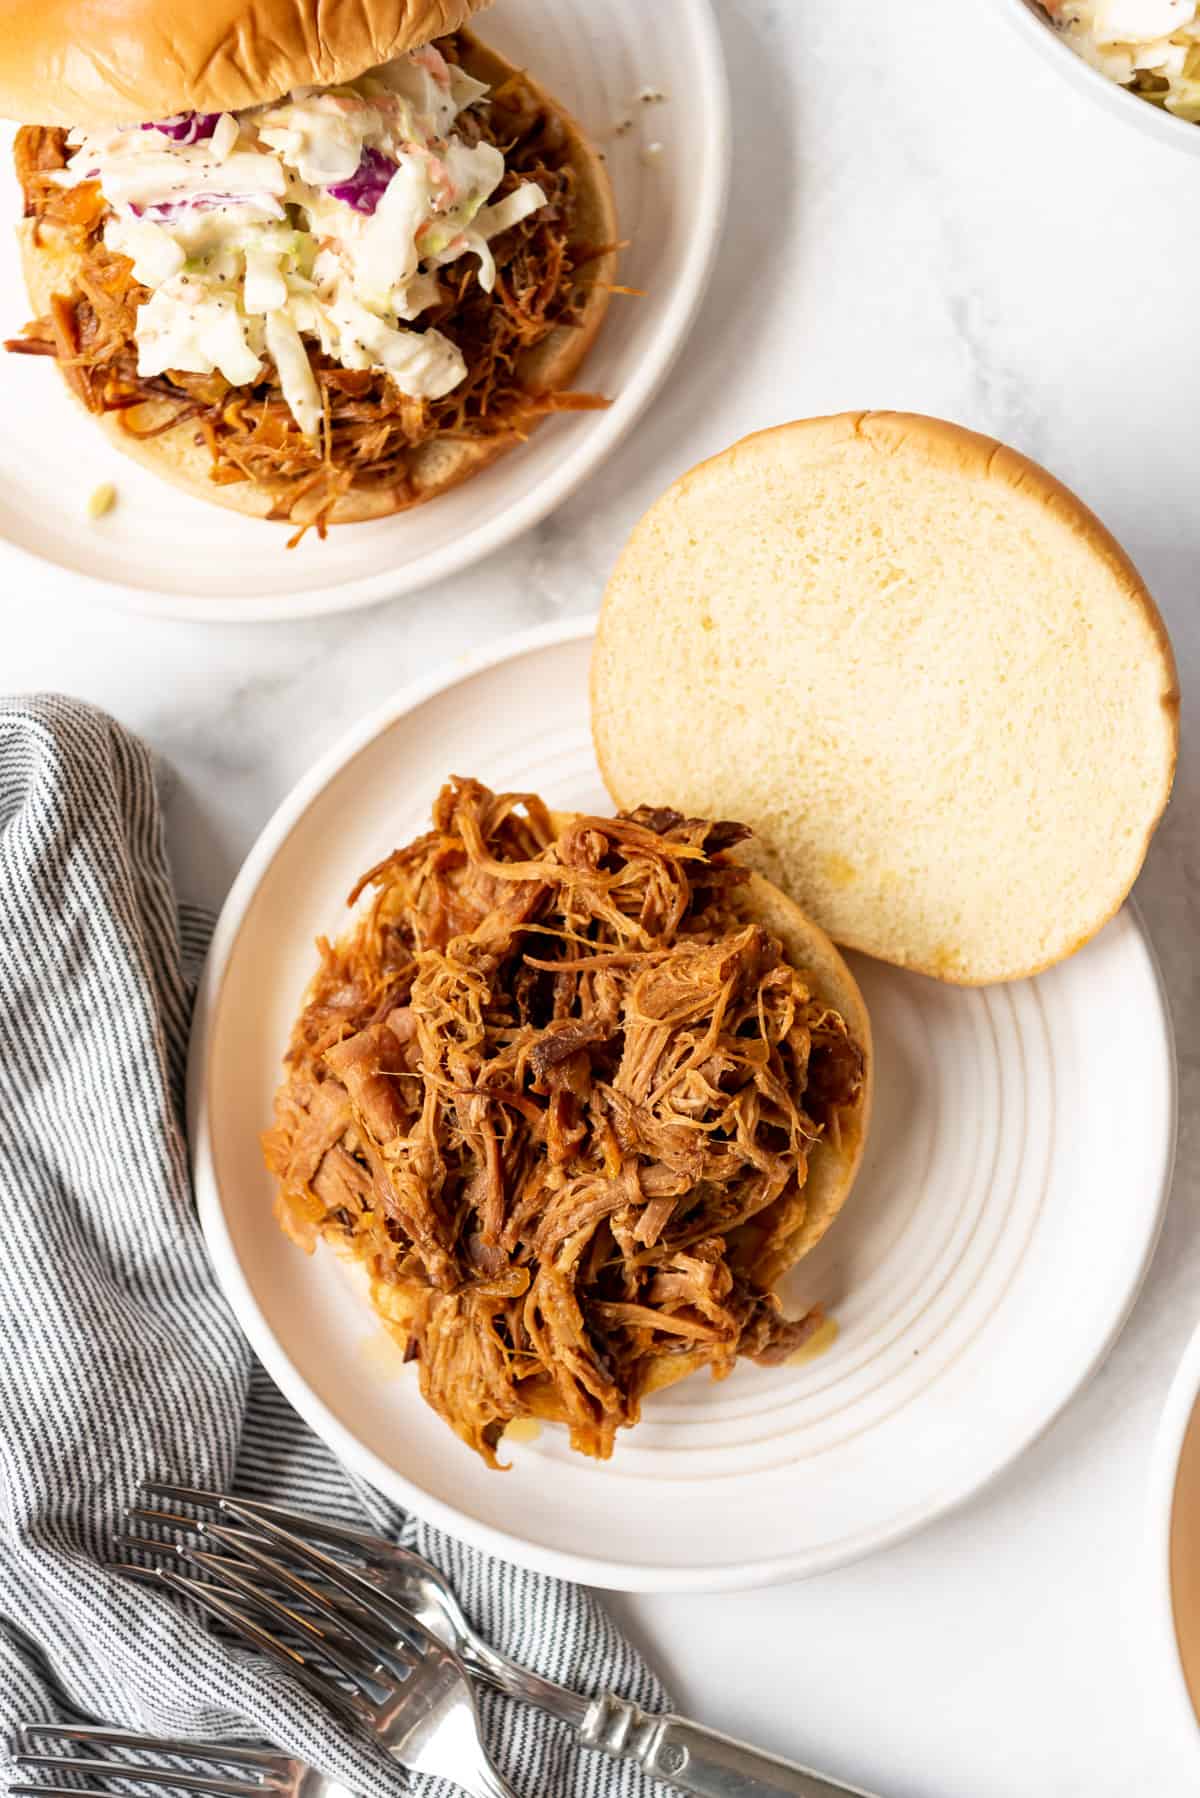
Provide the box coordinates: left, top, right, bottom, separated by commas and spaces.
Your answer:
113, 1507, 517, 1798
130, 1483, 582, 1728
9, 1724, 354, 1798
127, 1485, 882, 1798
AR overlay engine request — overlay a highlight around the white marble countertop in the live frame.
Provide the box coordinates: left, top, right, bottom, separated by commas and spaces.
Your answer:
4, 0, 1199, 1792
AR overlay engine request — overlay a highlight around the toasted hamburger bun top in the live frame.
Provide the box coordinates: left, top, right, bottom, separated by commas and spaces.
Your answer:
593, 411, 1179, 986
0, 0, 491, 127
15, 36, 616, 527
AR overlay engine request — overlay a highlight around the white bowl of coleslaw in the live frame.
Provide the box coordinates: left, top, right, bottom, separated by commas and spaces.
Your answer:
992, 0, 1200, 154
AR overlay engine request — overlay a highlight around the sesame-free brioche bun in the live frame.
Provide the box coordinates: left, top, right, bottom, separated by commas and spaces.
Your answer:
14, 35, 616, 525
0, 0, 492, 128
593, 412, 1179, 987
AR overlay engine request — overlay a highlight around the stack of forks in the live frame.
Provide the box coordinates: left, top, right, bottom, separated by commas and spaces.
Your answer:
7, 1483, 877, 1798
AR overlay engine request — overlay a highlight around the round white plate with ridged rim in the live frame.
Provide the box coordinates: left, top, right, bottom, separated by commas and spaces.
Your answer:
0, 1, 728, 622
189, 617, 1177, 1591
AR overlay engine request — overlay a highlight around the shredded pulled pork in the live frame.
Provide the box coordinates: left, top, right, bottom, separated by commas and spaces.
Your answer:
263, 780, 865, 1465
7, 37, 608, 535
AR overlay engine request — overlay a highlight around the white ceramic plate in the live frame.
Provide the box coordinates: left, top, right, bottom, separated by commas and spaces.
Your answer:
986, 0, 1200, 157
190, 618, 1177, 1592
0, 1, 728, 621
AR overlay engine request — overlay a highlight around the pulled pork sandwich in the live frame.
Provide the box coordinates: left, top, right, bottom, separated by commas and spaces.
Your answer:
2, 0, 616, 534
264, 779, 872, 1466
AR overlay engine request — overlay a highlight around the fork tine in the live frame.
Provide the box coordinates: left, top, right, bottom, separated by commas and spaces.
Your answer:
136, 1486, 383, 1562
119, 1529, 382, 1647
11, 1784, 263, 1798
112, 1563, 372, 1729
10, 1784, 136, 1797
11, 1756, 270, 1798
216, 1506, 428, 1652
175, 1541, 414, 1685
125, 1500, 222, 1535
120, 1524, 314, 1602
194, 1529, 415, 1666
128, 1501, 378, 1617
118, 1529, 252, 1572
17, 1730, 281, 1769
124, 1509, 265, 1555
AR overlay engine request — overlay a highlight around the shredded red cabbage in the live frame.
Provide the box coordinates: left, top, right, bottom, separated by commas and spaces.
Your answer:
141, 111, 222, 145
327, 147, 397, 216
129, 193, 286, 221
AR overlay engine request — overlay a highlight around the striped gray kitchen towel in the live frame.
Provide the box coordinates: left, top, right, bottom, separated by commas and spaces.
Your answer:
0, 697, 670, 1798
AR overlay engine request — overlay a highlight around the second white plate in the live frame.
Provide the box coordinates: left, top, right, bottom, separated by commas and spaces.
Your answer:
0, 0, 728, 619
190, 619, 1177, 1591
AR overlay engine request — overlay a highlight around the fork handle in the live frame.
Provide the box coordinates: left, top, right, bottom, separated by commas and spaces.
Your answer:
579, 1694, 880, 1798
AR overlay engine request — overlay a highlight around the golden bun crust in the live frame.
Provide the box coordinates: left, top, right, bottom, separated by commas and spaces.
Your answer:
15, 35, 616, 525
0, 0, 492, 127
593, 411, 1179, 986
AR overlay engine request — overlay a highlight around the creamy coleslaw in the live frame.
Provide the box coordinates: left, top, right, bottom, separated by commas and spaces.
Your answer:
56, 43, 548, 437
1043, 0, 1200, 119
